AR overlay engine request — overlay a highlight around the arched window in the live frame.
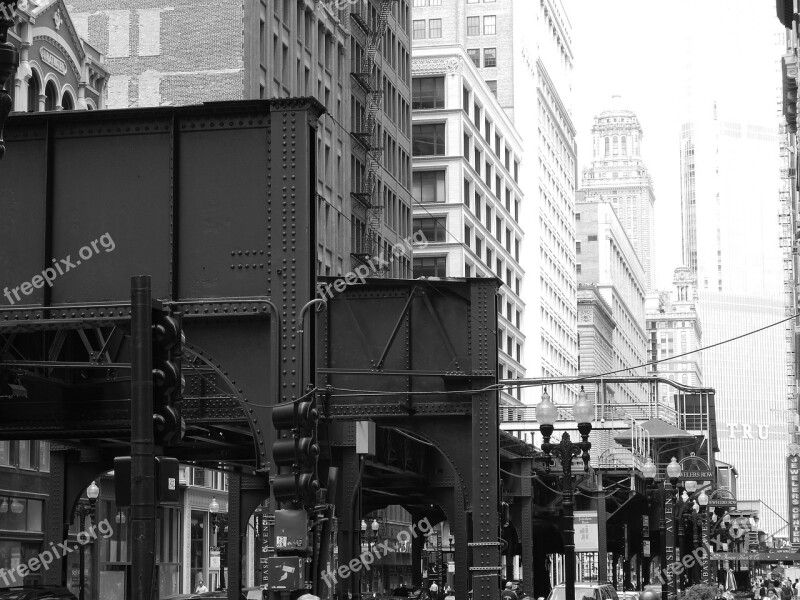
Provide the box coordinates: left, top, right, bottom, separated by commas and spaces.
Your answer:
61, 92, 74, 111
27, 72, 40, 112
612, 136, 619, 155
44, 81, 58, 111
621, 136, 627, 154
604, 137, 609, 156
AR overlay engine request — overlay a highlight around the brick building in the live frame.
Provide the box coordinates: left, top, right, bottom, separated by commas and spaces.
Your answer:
7, 0, 108, 112
64, 0, 414, 278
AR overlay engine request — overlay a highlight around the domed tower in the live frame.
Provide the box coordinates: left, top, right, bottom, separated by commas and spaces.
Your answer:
581, 95, 656, 291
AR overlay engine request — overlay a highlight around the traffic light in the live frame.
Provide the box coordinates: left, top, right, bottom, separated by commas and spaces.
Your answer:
152, 306, 185, 445
271, 396, 320, 506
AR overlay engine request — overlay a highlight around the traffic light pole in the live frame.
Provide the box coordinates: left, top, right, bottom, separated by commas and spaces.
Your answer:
131, 276, 157, 600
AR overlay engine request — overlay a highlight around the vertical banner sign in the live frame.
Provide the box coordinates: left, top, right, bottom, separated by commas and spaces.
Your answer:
574, 511, 600, 552
701, 514, 710, 583
642, 515, 649, 538
664, 492, 676, 600
788, 447, 800, 545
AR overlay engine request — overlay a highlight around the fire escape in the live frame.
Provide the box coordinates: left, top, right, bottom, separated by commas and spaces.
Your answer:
350, 0, 394, 270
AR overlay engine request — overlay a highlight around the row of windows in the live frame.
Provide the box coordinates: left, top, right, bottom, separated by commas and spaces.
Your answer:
462, 204, 520, 262
467, 47, 497, 68
412, 18, 441, 39
464, 85, 520, 178
8, 71, 78, 113
0, 440, 50, 471
467, 15, 496, 36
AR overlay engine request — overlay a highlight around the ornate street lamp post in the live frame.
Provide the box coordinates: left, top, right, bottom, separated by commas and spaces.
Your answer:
76, 481, 100, 600
642, 457, 682, 600
537, 387, 593, 600
0, 0, 19, 159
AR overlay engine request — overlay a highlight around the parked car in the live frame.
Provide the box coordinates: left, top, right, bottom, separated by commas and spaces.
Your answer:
0, 587, 77, 600
547, 582, 620, 600
619, 592, 640, 600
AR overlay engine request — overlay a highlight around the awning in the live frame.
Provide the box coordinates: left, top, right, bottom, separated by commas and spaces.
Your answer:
614, 418, 696, 445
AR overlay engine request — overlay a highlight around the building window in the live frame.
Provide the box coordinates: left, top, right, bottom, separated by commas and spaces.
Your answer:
27, 71, 40, 112
576, 213, 581, 221
467, 49, 480, 67
464, 224, 472, 245
513, 160, 519, 182
413, 0, 426, 5
413, 217, 447, 242
412, 19, 426, 39
577, 264, 582, 274
604, 137, 610, 156
463, 85, 471, 111
412, 123, 445, 155
0, 441, 8, 466
484, 47, 497, 67
412, 77, 445, 109
429, 18, 442, 38
412, 169, 446, 202
464, 179, 471, 207
576, 241, 581, 254
61, 92, 74, 111
487, 80, 497, 97
467, 16, 480, 35
463, 133, 470, 159
483, 15, 496, 34
414, 256, 447, 277
622, 135, 627, 154
588, 235, 597, 241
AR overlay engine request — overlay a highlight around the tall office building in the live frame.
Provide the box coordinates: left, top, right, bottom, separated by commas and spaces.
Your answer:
580, 97, 656, 291
410, 45, 526, 408
645, 267, 703, 407
65, 0, 415, 279
680, 108, 788, 537
411, 0, 578, 404
575, 199, 648, 406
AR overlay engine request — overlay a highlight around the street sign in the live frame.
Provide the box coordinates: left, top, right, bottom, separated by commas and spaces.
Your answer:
575, 511, 599, 552
680, 471, 713, 480
710, 552, 800, 562
708, 499, 737, 507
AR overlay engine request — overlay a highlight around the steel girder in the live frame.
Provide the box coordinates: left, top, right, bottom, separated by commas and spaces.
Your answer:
316, 278, 502, 600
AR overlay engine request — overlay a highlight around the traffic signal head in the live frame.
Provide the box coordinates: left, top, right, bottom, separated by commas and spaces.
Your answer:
271, 396, 320, 506
152, 308, 185, 445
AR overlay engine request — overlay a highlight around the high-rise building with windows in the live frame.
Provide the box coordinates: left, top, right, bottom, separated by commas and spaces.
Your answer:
411, 0, 578, 404
645, 267, 703, 407
410, 45, 526, 407
580, 97, 656, 291
66, 0, 414, 279
679, 107, 788, 537
575, 199, 648, 406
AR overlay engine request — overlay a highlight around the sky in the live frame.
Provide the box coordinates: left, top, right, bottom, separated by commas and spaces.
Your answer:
568, 0, 784, 290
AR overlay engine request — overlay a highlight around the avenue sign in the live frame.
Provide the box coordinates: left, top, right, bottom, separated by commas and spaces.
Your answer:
710, 552, 800, 562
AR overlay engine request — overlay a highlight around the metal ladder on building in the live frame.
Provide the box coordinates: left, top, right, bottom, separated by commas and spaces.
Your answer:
350, 0, 395, 271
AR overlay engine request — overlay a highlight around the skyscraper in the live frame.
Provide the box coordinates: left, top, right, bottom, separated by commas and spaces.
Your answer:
580, 97, 656, 291
679, 107, 788, 537
409, 45, 526, 408
65, 0, 415, 279
411, 0, 578, 404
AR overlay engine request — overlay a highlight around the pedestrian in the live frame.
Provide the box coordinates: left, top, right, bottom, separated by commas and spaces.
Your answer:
793, 579, 799, 600
430, 580, 440, 600
501, 582, 518, 600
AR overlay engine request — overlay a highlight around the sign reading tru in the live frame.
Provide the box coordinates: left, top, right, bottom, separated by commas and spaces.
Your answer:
725, 423, 770, 439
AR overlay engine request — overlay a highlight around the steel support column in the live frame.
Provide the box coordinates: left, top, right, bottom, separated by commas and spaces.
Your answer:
597, 473, 608, 582
42, 448, 70, 586
228, 472, 269, 600
519, 458, 534, 598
